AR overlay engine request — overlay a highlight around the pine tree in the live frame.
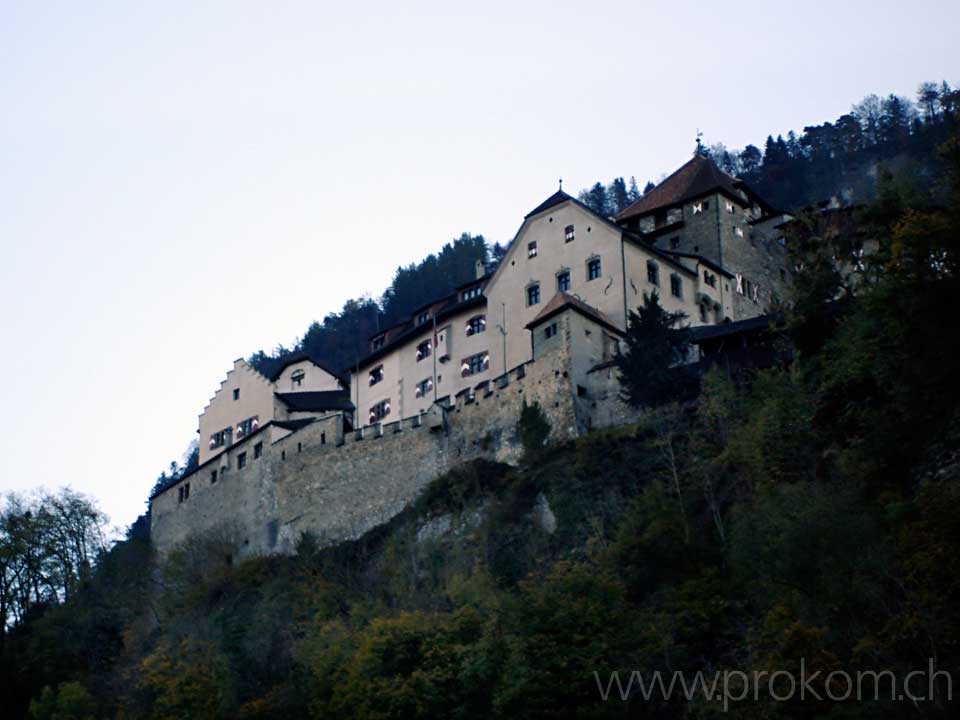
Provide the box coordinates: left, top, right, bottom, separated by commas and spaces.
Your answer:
615, 292, 696, 408
606, 177, 629, 215
627, 176, 641, 203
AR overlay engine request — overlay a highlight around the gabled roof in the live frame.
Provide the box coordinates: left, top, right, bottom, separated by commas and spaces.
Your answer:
688, 313, 782, 343
525, 291, 624, 336
524, 189, 575, 219
275, 390, 355, 413
268, 351, 348, 386
615, 155, 743, 221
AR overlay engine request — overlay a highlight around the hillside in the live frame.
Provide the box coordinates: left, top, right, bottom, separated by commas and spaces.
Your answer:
4, 132, 960, 717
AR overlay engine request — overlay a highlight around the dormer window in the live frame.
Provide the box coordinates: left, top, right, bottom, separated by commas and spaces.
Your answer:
369, 365, 384, 385
565, 224, 575, 242
466, 315, 486, 336
528, 241, 538, 258
372, 334, 385, 350
291, 369, 305, 388
417, 311, 430, 325
416, 340, 432, 362
461, 285, 482, 301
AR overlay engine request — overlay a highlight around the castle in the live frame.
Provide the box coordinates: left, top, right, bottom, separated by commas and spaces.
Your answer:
149, 154, 793, 556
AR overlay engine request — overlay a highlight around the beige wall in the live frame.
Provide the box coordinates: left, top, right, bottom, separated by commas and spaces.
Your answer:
198, 359, 277, 465
484, 202, 627, 378
274, 359, 343, 393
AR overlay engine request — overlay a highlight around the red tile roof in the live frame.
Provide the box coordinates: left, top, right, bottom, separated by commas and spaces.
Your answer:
615, 154, 742, 221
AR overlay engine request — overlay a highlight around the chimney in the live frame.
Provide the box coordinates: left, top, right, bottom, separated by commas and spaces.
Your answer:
475, 259, 486, 279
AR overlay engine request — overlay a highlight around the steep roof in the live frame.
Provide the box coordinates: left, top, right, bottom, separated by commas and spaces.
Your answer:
615, 155, 743, 221
268, 351, 348, 386
524, 189, 575, 219
275, 391, 355, 413
525, 292, 624, 336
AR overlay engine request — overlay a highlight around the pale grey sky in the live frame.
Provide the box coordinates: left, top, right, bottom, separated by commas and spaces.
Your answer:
1, 0, 957, 531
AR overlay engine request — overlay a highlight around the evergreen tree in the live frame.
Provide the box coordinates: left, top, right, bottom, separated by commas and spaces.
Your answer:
578, 182, 610, 217
627, 176, 641, 203
643, 180, 656, 194
606, 177, 629, 215
614, 292, 696, 408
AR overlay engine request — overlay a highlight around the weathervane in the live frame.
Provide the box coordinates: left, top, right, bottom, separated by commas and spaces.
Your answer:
696, 129, 704, 155
559, 177, 563, 191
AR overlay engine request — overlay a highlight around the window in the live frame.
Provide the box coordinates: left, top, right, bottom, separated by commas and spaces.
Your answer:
557, 270, 570, 292
417, 311, 430, 325
369, 399, 391, 423
587, 258, 601, 281
735, 227, 744, 238
321, 432, 326, 444
527, 241, 538, 258
372, 334, 385, 350
232, 388, 240, 401
236, 416, 259, 439
670, 236, 680, 249
178, 483, 190, 503
699, 304, 709, 322
527, 284, 540, 306
415, 377, 434, 398
461, 352, 489, 377
703, 270, 717, 288
693, 202, 703, 215
727, 201, 735, 214
237, 452, 247, 469
209, 427, 232, 450
647, 260, 659, 286
254, 442, 263, 459
565, 224, 575, 242
670, 274, 682, 298
466, 315, 486, 336
416, 339, 432, 362
211, 469, 218, 484
291, 369, 305, 387
461, 285, 482, 301
369, 365, 384, 386
297, 442, 302, 453
735, 273, 744, 295
544, 322, 558, 339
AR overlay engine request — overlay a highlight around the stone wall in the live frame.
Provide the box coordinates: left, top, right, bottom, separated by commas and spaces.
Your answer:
150, 346, 582, 558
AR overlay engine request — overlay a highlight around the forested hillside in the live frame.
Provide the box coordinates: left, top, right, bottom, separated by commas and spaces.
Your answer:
3, 112, 960, 718
579, 80, 958, 216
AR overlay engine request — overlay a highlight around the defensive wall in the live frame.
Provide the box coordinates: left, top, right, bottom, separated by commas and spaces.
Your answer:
149, 342, 633, 558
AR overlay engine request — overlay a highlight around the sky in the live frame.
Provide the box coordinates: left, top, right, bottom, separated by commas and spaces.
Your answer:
1, 0, 957, 532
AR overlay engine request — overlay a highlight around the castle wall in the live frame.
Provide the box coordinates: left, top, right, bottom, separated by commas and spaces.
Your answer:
150, 348, 581, 558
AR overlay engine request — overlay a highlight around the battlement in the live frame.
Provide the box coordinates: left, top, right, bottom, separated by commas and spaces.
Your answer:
149, 349, 596, 557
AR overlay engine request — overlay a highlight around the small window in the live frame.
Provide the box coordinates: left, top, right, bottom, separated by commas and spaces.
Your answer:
699, 304, 709, 322
321, 432, 326, 444
297, 442, 302, 453
415, 377, 434, 398
232, 388, 240, 401
254, 442, 263, 459
291, 369, 305, 387
670, 236, 680, 249
692, 202, 703, 215
736, 273, 744, 295
372, 334, 385, 350
565, 224, 575, 242
461, 352, 489, 377
281, 449, 286, 461
544, 323, 558, 339
369, 399, 391, 423
461, 285, 482, 301
178, 483, 190, 503
416, 339, 432, 362
528, 241, 538, 258
647, 260, 659, 286
369, 365, 384, 386
670, 274, 682, 298
237, 452, 247, 469
417, 311, 430, 325
211, 469, 218, 484
587, 258, 601, 281
735, 227, 744, 238
466, 315, 486, 336
557, 271, 570, 292
527, 284, 540, 306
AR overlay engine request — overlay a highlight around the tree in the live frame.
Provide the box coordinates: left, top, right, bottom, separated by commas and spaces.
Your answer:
606, 177, 629, 215
577, 182, 610, 217
642, 180, 656, 195
518, 399, 551, 457
614, 292, 695, 408
853, 93, 884, 146
626, 176, 641, 203
918, 81, 941, 124
739, 144, 763, 177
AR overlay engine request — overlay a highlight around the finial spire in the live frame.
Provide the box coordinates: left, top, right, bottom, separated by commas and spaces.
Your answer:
559, 177, 563, 192
695, 129, 704, 155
